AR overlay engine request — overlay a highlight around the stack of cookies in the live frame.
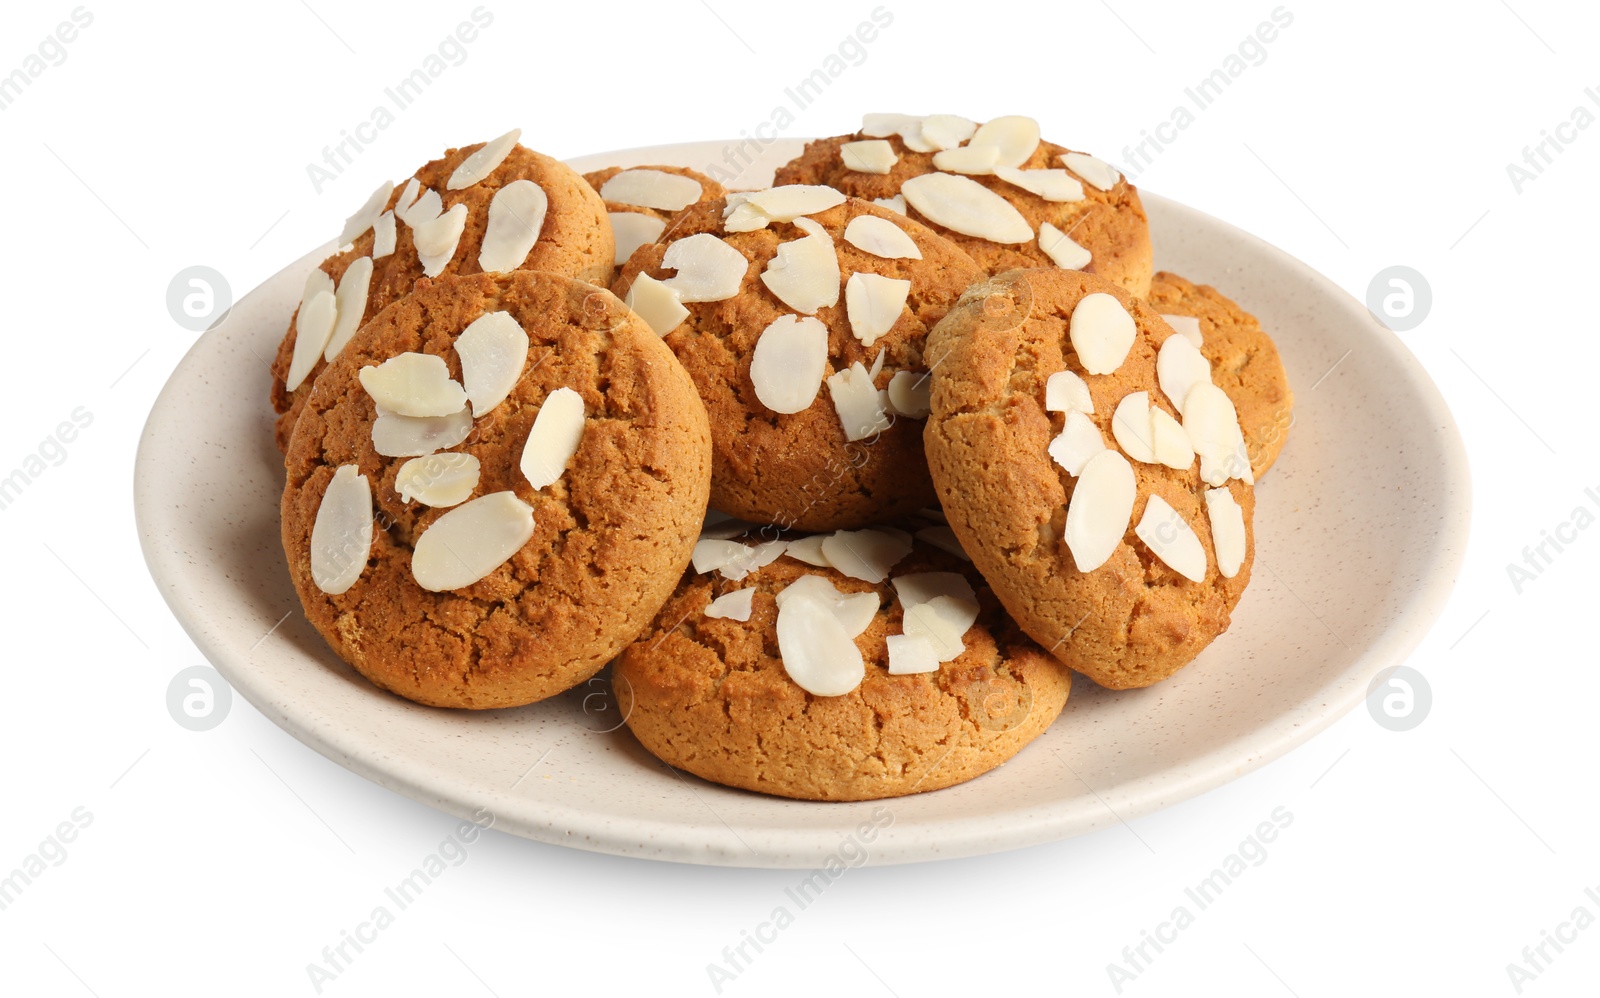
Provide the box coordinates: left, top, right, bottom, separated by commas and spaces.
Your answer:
274, 116, 1292, 802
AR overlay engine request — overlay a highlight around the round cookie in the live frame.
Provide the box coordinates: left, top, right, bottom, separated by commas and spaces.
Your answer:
923, 268, 1256, 690
582, 165, 726, 281
612, 195, 985, 531
613, 532, 1072, 801
281, 270, 711, 709
1146, 272, 1293, 479
774, 114, 1152, 296
270, 131, 614, 453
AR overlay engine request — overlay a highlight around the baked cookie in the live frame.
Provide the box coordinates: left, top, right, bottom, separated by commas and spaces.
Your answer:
582, 165, 726, 282
1146, 272, 1293, 479
774, 114, 1152, 296
281, 270, 711, 709
923, 268, 1256, 689
612, 193, 984, 531
613, 527, 1072, 801
270, 129, 613, 453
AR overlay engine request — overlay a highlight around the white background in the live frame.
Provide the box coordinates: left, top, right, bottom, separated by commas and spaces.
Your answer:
1, 0, 1595, 995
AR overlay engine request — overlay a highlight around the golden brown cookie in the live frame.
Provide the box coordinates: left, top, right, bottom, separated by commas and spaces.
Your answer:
270, 133, 613, 453
582, 165, 726, 282
774, 115, 1152, 295
1146, 272, 1293, 479
923, 269, 1256, 689
612, 195, 984, 532
281, 271, 711, 709
614, 532, 1072, 801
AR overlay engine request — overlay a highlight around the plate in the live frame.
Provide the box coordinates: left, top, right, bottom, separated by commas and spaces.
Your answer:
135, 139, 1470, 867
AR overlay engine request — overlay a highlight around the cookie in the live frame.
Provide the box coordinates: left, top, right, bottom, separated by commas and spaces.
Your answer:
613, 529, 1072, 801
281, 270, 711, 709
270, 130, 613, 453
582, 165, 726, 282
923, 268, 1256, 689
612, 194, 984, 531
774, 114, 1152, 296
1146, 272, 1293, 479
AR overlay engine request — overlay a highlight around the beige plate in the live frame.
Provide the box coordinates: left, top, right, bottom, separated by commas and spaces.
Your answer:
134, 140, 1470, 867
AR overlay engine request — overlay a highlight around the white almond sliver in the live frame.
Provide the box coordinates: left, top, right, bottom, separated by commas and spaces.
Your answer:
1112, 391, 1158, 464
1039, 222, 1091, 270
821, 528, 912, 583
783, 535, 832, 568
286, 286, 337, 392
931, 143, 1001, 175
969, 115, 1042, 168
1151, 407, 1195, 470
1162, 313, 1204, 347
662, 233, 748, 303
1061, 151, 1121, 191
760, 217, 840, 314
915, 524, 971, 561
394, 452, 480, 507
901, 173, 1032, 243
893, 571, 976, 609
886, 370, 931, 418
840, 139, 897, 174
717, 540, 789, 582
624, 273, 689, 337
1044, 370, 1094, 415
412, 491, 535, 592
447, 128, 521, 190
415, 203, 468, 277
371, 407, 474, 457
340, 181, 394, 245
842, 215, 922, 259
776, 590, 865, 697
1064, 449, 1136, 572
520, 387, 585, 489
479, 180, 548, 273
920, 114, 978, 150
310, 465, 372, 595
869, 349, 886, 381
359, 353, 468, 417
692, 539, 749, 574
1183, 382, 1253, 486
372, 211, 397, 259
993, 166, 1084, 202
777, 576, 877, 637
1157, 332, 1212, 415
845, 272, 909, 347
872, 195, 906, 214
902, 594, 977, 662
886, 633, 941, 674
1069, 292, 1137, 375
1048, 411, 1106, 476
395, 178, 422, 216
722, 199, 773, 233
826, 362, 891, 442
861, 112, 923, 138
704, 587, 756, 622
599, 169, 702, 211
1135, 495, 1208, 583
609, 212, 666, 267
400, 187, 441, 227
744, 185, 847, 221
455, 311, 529, 417
750, 314, 827, 414
324, 257, 374, 362
1205, 487, 1248, 579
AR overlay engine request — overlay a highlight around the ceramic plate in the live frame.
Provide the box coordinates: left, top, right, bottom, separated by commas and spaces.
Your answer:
135, 139, 1469, 867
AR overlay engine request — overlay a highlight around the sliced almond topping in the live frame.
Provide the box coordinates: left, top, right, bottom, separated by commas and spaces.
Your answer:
872, 195, 907, 214
1135, 495, 1208, 583
721, 200, 771, 233
821, 528, 912, 583
840, 139, 898, 174
1044, 369, 1094, 415
661, 233, 747, 303
310, 465, 372, 595
914, 524, 971, 561
844, 272, 910, 347
372, 210, 397, 259
869, 348, 886, 381
340, 181, 394, 245
1060, 151, 1120, 191
931, 143, 1001, 175
886, 633, 941, 674
993, 166, 1084, 202
324, 256, 374, 362
599, 168, 702, 211
783, 534, 832, 568
1069, 292, 1136, 375
399, 187, 441, 227
479, 180, 547, 273
395, 452, 480, 507
519, 387, 585, 490
969, 115, 1042, 168
411, 491, 535, 592
775, 576, 875, 637
704, 587, 756, 622
1048, 410, 1106, 476
886, 370, 931, 418
776, 589, 865, 697
1161, 313, 1204, 347
760, 217, 840, 314
842, 215, 922, 259
609, 212, 666, 267
1205, 487, 1248, 579
1112, 391, 1158, 464
1183, 382, 1254, 486
901, 594, 978, 662
714, 540, 789, 581
455, 311, 529, 417
447, 128, 521, 190
892, 571, 976, 610
1039, 222, 1091, 270
826, 362, 891, 442
861, 112, 923, 139
1157, 333, 1212, 416
371, 407, 473, 457
624, 272, 689, 337
920, 114, 978, 150
744, 185, 848, 222
395, 178, 422, 216
901, 173, 1032, 243
286, 278, 337, 392
414, 203, 468, 277
359, 353, 468, 417
1151, 407, 1195, 470
692, 539, 749, 574
1064, 449, 1136, 572
750, 314, 827, 414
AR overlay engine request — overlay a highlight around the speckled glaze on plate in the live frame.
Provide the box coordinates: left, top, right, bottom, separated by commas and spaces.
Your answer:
134, 139, 1470, 867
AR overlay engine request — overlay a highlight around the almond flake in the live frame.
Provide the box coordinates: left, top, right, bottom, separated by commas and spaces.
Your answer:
722, 200, 772, 233
760, 217, 840, 314
873, 195, 907, 214
411, 491, 535, 592
455, 311, 529, 417
372, 211, 397, 259
395, 452, 480, 507
1044, 370, 1094, 415
519, 387, 585, 489
969, 115, 1041, 168
1135, 495, 1208, 583
714, 540, 789, 581
821, 528, 912, 583
931, 143, 1001, 175
776, 589, 865, 697
704, 587, 756, 622
396, 178, 422, 216
886, 633, 941, 674
479, 179, 548, 272
371, 407, 474, 457
415, 203, 468, 277
892, 571, 976, 610
286, 277, 337, 392
920, 114, 978, 150
1151, 408, 1195, 470
886, 370, 931, 418
399, 187, 441, 227
1161, 313, 1204, 347
599, 168, 702, 211
447, 128, 521, 190
624, 272, 689, 337
775, 575, 876, 637
750, 314, 827, 414
359, 353, 468, 417
826, 362, 891, 441
783, 534, 832, 568
1060, 151, 1120, 191
842, 215, 922, 259
609, 212, 666, 267
1048, 410, 1106, 475
324, 256, 374, 362
1157, 332, 1211, 414
869, 348, 886, 381
1064, 449, 1136, 572
1069, 292, 1136, 375
840, 139, 898, 174
844, 272, 909, 347
744, 185, 848, 222
900, 173, 1032, 243
1039, 222, 1091, 270
1205, 487, 1248, 579
310, 465, 372, 594
901, 594, 977, 662
1112, 391, 1158, 464
340, 181, 394, 245
914, 524, 971, 561
1183, 382, 1253, 486
661, 233, 747, 303
993, 166, 1084, 202
692, 539, 749, 574
861, 112, 923, 139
